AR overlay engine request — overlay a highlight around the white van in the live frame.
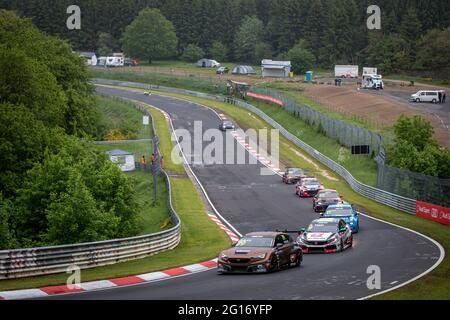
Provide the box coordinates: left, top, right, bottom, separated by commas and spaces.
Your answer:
410, 90, 445, 103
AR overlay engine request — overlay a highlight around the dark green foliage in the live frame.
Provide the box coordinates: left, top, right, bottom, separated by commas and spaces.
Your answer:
209, 41, 229, 62
234, 16, 264, 62
1, 0, 449, 75
288, 41, 315, 74
0, 11, 140, 248
387, 115, 450, 178
122, 8, 178, 63
181, 44, 205, 62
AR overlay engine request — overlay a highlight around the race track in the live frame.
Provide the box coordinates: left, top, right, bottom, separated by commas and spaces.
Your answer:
47, 86, 441, 300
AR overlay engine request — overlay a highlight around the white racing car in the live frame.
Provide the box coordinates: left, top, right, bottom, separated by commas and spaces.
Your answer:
296, 218, 353, 253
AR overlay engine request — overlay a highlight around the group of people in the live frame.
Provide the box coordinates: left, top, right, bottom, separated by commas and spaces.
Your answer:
140, 153, 165, 170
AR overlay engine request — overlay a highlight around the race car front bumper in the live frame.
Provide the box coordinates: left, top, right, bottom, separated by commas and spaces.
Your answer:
217, 262, 269, 273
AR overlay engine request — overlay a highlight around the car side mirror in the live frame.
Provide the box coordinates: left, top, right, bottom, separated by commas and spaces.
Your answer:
276, 243, 283, 248
339, 228, 347, 233
299, 228, 306, 234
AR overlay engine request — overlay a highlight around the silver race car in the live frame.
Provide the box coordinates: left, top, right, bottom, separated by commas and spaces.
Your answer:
296, 218, 353, 253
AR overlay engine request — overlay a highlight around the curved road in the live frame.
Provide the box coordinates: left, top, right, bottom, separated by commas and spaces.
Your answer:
52, 86, 441, 300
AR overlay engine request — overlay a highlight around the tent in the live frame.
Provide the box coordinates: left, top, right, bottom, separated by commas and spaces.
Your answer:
232, 65, 257, 75
106, 149, 135, 172
196, 58, 220, 68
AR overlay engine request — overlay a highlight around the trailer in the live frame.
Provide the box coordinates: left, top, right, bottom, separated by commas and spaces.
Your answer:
335, 65, 359, 78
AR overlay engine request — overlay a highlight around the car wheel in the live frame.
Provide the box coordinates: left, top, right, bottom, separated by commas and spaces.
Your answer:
269, 255, 280, 273
339, 239, 344, 252
432, 99, 437, 103
294, 253, 302, 267
416, 98, 420, 103
348, 235, 353, 248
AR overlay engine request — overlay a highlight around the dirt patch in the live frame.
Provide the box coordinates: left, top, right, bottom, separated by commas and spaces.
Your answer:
303, 84, 450, 148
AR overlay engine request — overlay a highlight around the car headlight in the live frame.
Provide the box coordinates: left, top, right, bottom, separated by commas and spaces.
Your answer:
252, 253, 266, 260
220, 253, 228, 260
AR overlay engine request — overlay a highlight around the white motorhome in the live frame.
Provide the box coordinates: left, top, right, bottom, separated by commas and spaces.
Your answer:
105, 56, 124, 67
410, 90, 445, 103
361, 67, 384, 90
335, 65, 359, 78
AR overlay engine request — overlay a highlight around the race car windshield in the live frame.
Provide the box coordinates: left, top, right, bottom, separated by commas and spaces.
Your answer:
287, 169, 302, 175
318, 191, 339, 198
325, 209, 353, 216
308, 223, 338, 233
235, 237, 274, 247
304, 179, 319, 186
223, 121, 233, 126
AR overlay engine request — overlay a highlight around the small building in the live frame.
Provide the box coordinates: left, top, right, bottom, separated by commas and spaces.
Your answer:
232, 65, 257, 75
261, 59, 291, 78
196, 58, 220, 68
78, 51, 98, 66
106, 149, 135, 172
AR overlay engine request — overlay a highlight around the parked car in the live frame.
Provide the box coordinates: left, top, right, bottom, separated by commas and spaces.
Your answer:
218, 232, 303, 273
410, 90, 445, 103
216, 66, 229, 74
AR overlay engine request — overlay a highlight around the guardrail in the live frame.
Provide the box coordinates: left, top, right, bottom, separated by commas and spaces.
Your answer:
0, 100, 181, 279
93, 79, 417, 215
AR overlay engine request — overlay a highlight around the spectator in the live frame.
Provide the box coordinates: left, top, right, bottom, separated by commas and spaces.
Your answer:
151, 153, 155, 165
140, 155, 147, 169
160, 156, 165, 170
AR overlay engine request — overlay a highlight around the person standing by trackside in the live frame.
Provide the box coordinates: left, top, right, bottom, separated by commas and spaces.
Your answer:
160, 156, 165, 170
151, 153, 155, 166
443, 92, 446, 103
140, 155, 147, 170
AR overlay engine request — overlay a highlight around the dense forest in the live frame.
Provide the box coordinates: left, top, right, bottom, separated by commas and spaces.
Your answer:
0, 11, 140, 249
1, 0, 449, 76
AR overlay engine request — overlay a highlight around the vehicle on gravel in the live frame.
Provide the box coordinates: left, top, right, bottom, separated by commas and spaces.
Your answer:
296, 218, 353, 253
295, 177, 324, 197
322, 203, 359, 233
312, 189, 342, 212
217, 232, 303, 273
282, 168, 306, 184
219, 120, 235, 131
216, 66, 229, 74
410, 90, 445, 103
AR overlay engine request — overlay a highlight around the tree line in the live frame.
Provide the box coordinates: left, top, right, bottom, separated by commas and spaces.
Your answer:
1, 0, 449, 76
0, 11, 140, 249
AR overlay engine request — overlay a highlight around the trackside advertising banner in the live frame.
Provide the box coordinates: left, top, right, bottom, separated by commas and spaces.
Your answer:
246, 91, 284, 106
416, 201, 450, 226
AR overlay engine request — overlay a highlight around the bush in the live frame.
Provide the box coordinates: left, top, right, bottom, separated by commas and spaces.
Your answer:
209, 41, 228, 62
288, 42, 315, 74
181, 44, 205, 62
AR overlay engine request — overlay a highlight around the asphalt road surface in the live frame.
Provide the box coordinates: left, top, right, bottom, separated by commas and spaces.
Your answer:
46, 86, 441, 300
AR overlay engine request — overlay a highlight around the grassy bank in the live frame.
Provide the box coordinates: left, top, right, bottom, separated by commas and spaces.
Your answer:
125, 87, 448, 300
95, 94, 152, 140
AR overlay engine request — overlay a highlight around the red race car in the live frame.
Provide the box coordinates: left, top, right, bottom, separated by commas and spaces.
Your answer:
295, 177, 324, 197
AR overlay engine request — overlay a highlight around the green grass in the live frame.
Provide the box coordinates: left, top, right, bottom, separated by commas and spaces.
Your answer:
124, 88, 449, 300
0, 177, 230, 291
95, 95, 152, 140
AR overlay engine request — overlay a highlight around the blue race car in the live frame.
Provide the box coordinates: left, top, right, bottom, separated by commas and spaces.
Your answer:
322, 203, 359, 233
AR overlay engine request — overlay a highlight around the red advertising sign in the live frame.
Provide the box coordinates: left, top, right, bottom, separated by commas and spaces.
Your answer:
416, 201, 450, 226
246, 91, 284, 106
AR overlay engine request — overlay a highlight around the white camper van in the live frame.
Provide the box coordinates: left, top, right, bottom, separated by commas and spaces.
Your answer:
410, 90, 445, 103
105, 56, 124, 67
335, 65, 359, 78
